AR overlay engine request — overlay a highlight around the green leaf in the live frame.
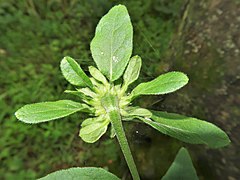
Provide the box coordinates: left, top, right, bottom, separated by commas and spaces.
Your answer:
39, 167, 120, 180
89, 66, 108, 85
15, 100, 88, 124
78, 88, 97, 98
131, 72, 188, 98
162, 147, 198, 180
125, 107, 152, 118
141, 111, 230, 148
123, 55, 142, 89
110, 125, 116, 138
90, 5, 133, 81
60, 56, 93, 87
79, 116, 109, 143
64, 90, 88, 99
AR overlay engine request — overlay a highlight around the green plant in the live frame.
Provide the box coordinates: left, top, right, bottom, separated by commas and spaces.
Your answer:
15, 4, 230, 180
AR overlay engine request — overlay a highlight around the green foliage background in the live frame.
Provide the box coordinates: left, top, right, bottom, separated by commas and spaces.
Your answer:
0, 0, 185, 179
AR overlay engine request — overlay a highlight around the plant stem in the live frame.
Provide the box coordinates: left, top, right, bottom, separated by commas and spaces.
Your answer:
102, 95, 140, 180
109, 109, 140, 180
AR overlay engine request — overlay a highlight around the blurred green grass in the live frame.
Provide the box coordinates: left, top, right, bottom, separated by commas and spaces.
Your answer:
0, 0, 184, 179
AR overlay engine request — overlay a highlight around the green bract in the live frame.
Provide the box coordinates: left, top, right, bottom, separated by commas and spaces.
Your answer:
15, 4, 230, 180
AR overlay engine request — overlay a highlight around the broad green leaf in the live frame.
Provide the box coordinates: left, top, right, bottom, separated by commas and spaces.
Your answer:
123, 55, 142, 89
60, 56, 93, 87
141, 111, 230, 148
90, 5, 133, 81
162, 147, 198, 180
79, 116, 109, 143
39, 167, 120, 180
15, 100, 88, 124
131, 72, 188, 98
89, 66, 108, 85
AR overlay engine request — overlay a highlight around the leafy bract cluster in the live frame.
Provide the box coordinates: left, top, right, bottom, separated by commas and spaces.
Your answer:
15, 5, 230, 148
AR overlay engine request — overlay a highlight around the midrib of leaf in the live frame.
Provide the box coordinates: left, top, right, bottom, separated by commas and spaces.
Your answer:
23, 108, 80, 114
155, 121, 206, 144
109, 10, 118, 80
29, 103, 83, 112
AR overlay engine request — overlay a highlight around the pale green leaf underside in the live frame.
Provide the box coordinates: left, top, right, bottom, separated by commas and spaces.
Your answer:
123, 55, 142, 88
142, 111, 230, 148
131, 71, 189, 98
80, 117, 109, 143
90, 5, 133, 81
60, 56, 93, 87
39, 167, 120, 180
15, 100, 87, 124
162, 147, 198, 180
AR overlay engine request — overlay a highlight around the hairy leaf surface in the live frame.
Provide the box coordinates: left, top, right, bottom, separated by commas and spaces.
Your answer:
162, 147, 198, 180
39, 167, 120, 180
131, 72, 188, 98
90, 5, 133, 81
15, 100, 87, 124
60, 56, 93, 87
141, 111, 230, 148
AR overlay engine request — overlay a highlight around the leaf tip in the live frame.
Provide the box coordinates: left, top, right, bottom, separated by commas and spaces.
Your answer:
14, 109, 20, 119
211, 134, 231, 149
14, 108, 31, 124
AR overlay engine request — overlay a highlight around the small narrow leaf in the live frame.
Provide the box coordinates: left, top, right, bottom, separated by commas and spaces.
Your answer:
60, 56, 93, 87
131, 72, 188, 98
39, 167, 120, 180
123, 55, 142, 89
15, 100, 88, 124
162, 147, 198, 180
78, 88, 97, 98
79, 116, 109, 143
110, 125, 116, 138
125, 107, 152, 118
64, 90, 88, 99
89, 66, 108, 85
141, 111, 230, 148
90, 5, 133, 81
